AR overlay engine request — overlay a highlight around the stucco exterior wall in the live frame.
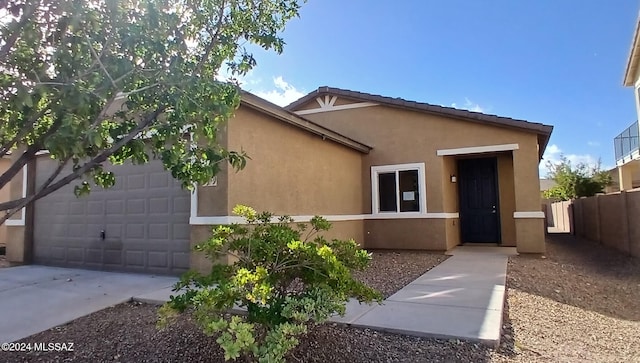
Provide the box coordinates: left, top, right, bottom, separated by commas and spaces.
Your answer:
226, 106, 364, 216
497, 153, 517, 246
197, 125, 229, 217
365, 219, 447, 250
0, 159, 10, 246
299, 102, 545, 251
5, 157, 27, 263
189, 104, 366, 272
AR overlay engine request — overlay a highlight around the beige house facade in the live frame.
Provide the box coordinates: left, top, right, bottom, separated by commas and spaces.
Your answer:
616, 15, 640, 190
3, 87, 552, 274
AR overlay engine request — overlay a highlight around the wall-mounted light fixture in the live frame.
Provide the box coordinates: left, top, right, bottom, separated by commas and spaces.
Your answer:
450, 174, 457, 183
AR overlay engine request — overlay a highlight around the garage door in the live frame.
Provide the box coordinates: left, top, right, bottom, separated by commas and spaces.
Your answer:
34, 158, 191, 275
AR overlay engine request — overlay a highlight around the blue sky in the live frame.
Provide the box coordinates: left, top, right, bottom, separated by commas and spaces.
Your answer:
236, 1, 639, 176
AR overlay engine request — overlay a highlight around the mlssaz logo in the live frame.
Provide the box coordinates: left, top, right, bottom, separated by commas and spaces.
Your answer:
32, 342, 75, 352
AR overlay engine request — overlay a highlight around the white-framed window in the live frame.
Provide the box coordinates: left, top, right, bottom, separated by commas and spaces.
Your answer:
371, 163, 427, 215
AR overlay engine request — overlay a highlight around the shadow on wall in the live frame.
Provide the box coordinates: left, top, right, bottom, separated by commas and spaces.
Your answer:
508, 232, 640, 322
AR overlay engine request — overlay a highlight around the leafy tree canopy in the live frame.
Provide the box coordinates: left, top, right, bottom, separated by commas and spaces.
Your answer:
0, 0, 304, 224
543, 155, 612, 201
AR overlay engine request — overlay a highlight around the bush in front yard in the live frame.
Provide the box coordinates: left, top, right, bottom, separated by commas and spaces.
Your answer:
159, 205, 382, 362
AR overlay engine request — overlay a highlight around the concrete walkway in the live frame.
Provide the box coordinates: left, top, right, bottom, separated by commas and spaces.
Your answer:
329, 246, 515, 346
0, 265, 177, 343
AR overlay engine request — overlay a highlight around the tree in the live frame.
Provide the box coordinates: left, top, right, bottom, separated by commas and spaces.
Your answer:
0, 0, 304, 225
543, 155, 612, 201
159, 205, 382, 362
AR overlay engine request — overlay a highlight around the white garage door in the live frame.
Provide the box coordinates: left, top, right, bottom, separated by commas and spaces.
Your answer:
33, 158, 191, 275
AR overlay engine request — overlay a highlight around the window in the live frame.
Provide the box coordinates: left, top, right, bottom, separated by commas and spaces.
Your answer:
371, 163, 426, 214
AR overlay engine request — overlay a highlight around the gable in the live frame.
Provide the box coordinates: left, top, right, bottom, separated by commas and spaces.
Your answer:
292, 94, 379, 115
286, 87, 553, 158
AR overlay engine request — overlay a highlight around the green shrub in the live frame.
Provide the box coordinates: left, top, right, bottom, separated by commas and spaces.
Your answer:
159, 205, 382, 362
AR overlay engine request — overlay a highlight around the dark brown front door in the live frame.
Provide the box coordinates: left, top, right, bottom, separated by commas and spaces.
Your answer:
458, 157, 501, 243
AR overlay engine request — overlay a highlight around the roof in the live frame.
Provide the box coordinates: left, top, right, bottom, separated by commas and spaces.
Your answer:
240, 91, 372, 153
624, 13, 640, 86
286, 86, 554, 159
79, 86, 372, 154
540, 179, 557, 192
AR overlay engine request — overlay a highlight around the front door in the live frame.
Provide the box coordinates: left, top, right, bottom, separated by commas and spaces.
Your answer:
458, 157, 501, 243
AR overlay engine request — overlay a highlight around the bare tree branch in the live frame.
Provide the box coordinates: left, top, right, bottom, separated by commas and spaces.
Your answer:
85, 35, 117, 88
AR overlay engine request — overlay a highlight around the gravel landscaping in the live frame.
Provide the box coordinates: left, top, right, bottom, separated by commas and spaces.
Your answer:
3, 235, 640, 362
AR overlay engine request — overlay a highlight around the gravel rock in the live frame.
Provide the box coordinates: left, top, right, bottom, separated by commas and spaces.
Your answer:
492, 233, 640, 363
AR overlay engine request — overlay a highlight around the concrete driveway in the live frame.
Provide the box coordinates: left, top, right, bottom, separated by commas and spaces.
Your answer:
0, 265, 178, 343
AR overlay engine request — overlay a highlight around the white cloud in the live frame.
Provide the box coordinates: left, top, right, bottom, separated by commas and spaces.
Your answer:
451, 98, 485, 113
252, 76, 305, 107
587, 141, 600, 147
540, 144, 610, 177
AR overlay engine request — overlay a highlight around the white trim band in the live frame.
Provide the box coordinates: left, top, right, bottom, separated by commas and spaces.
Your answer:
437, 143, 519, 156
513, 211, 545, 219
190, 212, 460, 225
295, 101, 378, 115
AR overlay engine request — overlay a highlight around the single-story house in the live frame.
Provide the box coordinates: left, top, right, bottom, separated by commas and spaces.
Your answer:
3, 87, 553, 275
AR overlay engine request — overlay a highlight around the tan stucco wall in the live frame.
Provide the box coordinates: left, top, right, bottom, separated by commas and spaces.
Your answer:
299, 102, 545, 251
226, 106, 364, 216
189, 104, 366, 272
197, 126, 229, 217
444, 219, 460, 250
497, 153, 517, 246
189, 225, 227, 274
514, 218, 545, 253
0, 159, 10, 246
364, 219, 447, 250
5, 158, 27, 263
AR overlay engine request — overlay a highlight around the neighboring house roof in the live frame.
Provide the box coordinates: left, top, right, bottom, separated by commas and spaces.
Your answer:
285, 86, 554, 159
240, 91, 372, 153
540, 179, 557, 192
624, 13, 640, 86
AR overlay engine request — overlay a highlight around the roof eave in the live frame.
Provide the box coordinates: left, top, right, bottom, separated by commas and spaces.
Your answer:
240, 92, 372, 154
624, 17, 640, 87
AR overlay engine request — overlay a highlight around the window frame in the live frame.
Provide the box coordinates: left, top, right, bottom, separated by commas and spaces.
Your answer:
371, 162, 427, 216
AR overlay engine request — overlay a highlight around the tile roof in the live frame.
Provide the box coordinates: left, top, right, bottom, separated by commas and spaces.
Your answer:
285, 86, 553, 158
